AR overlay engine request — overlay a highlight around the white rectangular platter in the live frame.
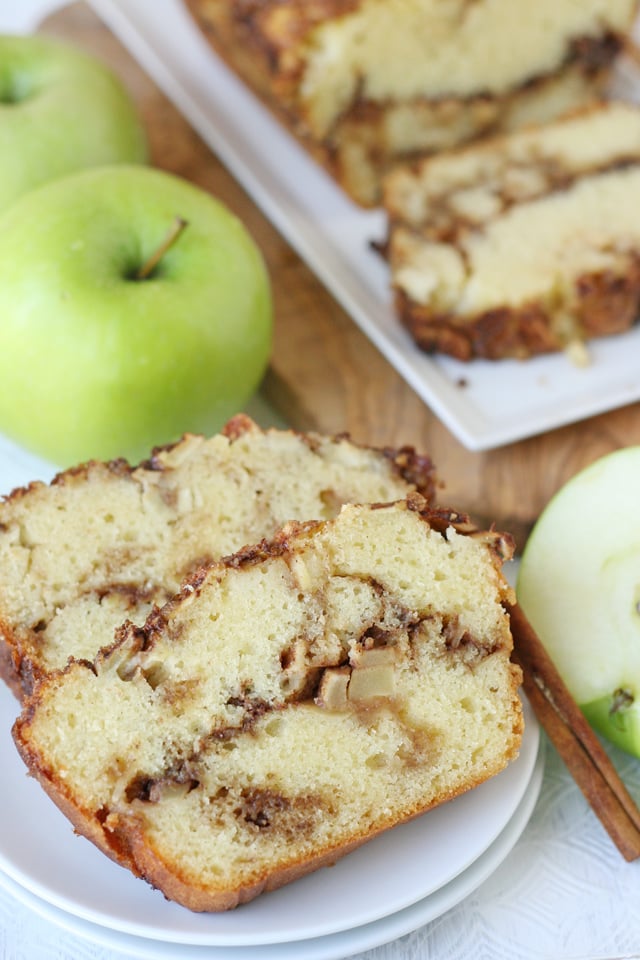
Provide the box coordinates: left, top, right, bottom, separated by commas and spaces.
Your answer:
88, 0, 640, 452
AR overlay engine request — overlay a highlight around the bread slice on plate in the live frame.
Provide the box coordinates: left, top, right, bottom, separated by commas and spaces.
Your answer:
184, 0, 638, 206
384, 100, 640, 360
14, 495, 522, 911
0, 414, 435, 700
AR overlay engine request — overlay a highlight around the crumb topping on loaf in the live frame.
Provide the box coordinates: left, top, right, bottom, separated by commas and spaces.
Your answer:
0, 416, 435, 698
14, 497, 522, 911
384, 101, 640, 359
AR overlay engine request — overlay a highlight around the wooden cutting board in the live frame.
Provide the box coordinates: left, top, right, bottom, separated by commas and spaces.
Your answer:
41, 3, 640, 550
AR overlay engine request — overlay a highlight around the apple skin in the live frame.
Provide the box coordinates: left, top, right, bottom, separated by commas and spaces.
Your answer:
0, 33, 147, 211
0, 164, 272, 466
581, 693, 640, 757
517, 447, 640, 757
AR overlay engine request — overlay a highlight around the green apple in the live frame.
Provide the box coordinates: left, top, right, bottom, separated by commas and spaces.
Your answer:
0, 33, 147, 211
0, 164, 272, 465
517, 447, 640, 757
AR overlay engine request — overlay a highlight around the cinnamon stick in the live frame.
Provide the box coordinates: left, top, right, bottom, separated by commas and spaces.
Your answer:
507, 602, 640, 862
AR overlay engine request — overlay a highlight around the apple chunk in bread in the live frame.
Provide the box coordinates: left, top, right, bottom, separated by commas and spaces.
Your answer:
517, 447, 640, 757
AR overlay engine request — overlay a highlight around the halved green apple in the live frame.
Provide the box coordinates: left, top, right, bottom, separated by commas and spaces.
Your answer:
517, 447, 640, 757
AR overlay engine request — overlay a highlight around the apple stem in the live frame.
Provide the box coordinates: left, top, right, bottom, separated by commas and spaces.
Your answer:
611, 688, 634, 715
136, 216, 188, 280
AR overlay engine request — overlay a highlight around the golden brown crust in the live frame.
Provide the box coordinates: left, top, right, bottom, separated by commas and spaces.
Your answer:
13, 698, 143, 874
14, 712, 522, 912
110, 811, 370, 911
0, 418, 435, 510
14, 648, 522, 913
393, 261, 640, 362
383, 99, 640, 359
104, 753, 522, 912
0, 625, 24, 700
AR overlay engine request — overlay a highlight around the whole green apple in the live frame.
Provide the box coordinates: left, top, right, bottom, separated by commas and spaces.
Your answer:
0, 164, 272, 465
0, 33, 147, 211
517, 447, 640, 757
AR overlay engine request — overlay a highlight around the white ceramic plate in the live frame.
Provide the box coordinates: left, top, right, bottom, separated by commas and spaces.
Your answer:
0, 688, 541, 958
0, 737, 545, 960
0, 680, 540, 948
82, 0, 640, 452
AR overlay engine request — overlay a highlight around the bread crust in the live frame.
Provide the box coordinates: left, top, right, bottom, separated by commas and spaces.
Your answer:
393, 261, 640, 361
14, 715, 140, 870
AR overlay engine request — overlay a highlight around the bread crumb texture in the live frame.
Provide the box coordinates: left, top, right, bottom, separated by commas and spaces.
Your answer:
14, 498, 522, 911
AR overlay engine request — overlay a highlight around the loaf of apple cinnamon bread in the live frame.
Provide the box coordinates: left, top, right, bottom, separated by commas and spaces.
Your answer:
14, 496, 522, 911
184, 0, 638, 206
384, 100, 640, 361
0, 414, 434, 699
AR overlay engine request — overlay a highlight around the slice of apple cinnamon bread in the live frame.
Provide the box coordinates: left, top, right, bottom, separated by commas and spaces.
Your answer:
14, 496, 522, 911
384, 100, 640, 360
0, 414, 434, 699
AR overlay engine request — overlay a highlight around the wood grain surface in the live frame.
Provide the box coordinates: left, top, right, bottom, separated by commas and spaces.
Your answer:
40, 2, 640, 550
